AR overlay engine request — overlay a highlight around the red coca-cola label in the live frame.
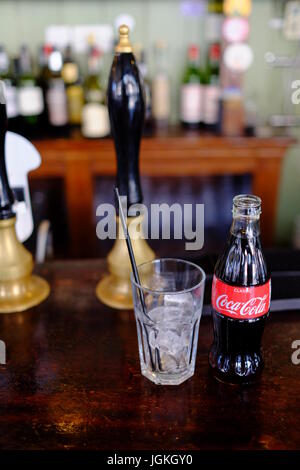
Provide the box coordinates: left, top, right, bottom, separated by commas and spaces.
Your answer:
212, 275, 271, 319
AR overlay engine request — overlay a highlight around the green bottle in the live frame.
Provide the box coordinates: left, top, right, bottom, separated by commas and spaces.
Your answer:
180, 45, 203, 129
17, 44, 44, 138
62, 45, 84, 127
81, 45, 109, 138
203, 43, 221, 129
0, 45, 18, 131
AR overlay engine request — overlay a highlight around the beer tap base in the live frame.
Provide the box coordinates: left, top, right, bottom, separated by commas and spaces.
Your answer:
0, 275, 50, 314
96, 215, 155, 310
0, 217, 50, 314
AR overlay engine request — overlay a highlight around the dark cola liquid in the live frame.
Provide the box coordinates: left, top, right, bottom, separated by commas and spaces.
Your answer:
209, 232, 270, 385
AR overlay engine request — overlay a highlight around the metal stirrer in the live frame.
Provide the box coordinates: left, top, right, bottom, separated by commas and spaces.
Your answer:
114, 187, 148, 316
115, 187, 156, 370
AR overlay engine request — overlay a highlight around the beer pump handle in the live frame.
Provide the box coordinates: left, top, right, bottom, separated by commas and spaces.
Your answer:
0, 82, 15, 220
107, 25, 144, 207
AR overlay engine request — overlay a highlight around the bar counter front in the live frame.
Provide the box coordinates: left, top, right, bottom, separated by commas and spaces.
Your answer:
31, 133, 295, 257
0, 257, 299, 451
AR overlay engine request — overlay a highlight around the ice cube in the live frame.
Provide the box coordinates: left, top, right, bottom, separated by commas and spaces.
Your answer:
147, 273, 176, 291
145, 293, 164, 310
160, 352, 178, 372
147, 305, 193, 374
160, 348, 189, 372
180, 323, 192, 348
148, 306, 181, 324
163, 329, 182, 355
150, 328, 179, 353
164, 292, 194, 316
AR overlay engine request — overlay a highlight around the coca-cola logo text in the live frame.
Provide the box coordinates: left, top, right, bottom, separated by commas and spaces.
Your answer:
216, 294, 268, 317
212, 276, 271, 320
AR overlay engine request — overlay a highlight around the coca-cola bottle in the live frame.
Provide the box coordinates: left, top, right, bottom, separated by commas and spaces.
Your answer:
209, 195, 271, 384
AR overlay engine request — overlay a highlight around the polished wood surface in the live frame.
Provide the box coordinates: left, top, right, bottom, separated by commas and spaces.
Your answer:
29, 134, 295, 256
0, 259, 299, 450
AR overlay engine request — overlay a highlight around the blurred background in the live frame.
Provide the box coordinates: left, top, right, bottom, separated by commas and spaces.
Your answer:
1, 0, 300, 260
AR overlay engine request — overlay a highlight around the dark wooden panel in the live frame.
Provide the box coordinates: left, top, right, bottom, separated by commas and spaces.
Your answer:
28, 133, 295, 256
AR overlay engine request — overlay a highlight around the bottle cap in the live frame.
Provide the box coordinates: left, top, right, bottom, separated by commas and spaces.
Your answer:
209, 43, 221, 60
188, 45, 199, 61
43, 44, 53, 56
115, 24, 132, 53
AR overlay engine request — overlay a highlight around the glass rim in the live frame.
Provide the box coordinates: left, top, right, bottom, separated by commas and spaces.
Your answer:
232, 194, 262, 218
130, 257, 206, 295
233, 194, 261, 209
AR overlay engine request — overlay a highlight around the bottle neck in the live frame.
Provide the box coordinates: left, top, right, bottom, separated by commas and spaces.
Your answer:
19, 49, 32, 76
88, 56, 101, 76
230, 215, 261, 239
230, 195, 262, 239
187, 46, 199, 68
188, 56, 198, 68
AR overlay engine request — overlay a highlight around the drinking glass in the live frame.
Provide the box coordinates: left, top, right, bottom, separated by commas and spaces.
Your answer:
131, 258, 205, 385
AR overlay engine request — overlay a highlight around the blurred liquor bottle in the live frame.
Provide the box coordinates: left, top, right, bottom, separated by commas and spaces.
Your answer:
202, 42, 221, 131
152, 41, 170, 129
62, 45, 84, 127
221, 88, 244, 136
0, 45, 18, 132
46, 47, 69, 136
208, 0, 224, 14
180, 45, 203, 129
17, 44, 44, 138
37, 44, 53, 135
82, 44, 109, 138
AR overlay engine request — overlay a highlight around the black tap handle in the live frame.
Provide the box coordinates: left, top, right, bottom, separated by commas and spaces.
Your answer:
0, 82, 14, 220
107, 26, 144, 207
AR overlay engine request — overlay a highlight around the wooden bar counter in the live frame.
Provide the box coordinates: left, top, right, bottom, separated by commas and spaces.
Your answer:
0, 259, 299, 450
30, 132, 295, 256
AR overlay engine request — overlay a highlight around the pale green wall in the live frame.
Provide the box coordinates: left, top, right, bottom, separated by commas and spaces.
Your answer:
244, 1, 300, 245
0, 0, 299, 245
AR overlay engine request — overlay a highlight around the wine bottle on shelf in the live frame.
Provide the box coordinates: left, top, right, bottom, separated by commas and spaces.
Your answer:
38, 44, 52, 82
17, 44, 45, 139
180, 45, 203, 130
37, 43, 53, 135
152, 40, 170, 129
62, 45, 84, 128
46, 47, 69, 137
81, 44, 109, 138
202, 42, 221, 131
0, 45, 18, 133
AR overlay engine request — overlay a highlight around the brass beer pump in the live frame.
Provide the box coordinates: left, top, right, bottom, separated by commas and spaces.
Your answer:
96, 25, 155, 309
0, 82, 49, 313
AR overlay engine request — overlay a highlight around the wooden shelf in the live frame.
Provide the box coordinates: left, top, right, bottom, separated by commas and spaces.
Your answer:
29, 133, 296, 257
